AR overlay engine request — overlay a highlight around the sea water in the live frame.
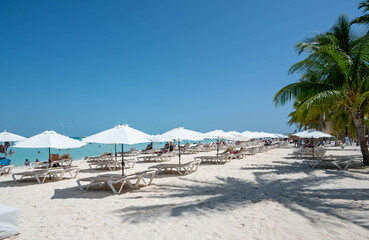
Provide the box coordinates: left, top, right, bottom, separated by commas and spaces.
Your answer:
1, 138, 214, 167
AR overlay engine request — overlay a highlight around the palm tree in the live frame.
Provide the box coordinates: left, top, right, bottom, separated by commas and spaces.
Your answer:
274, 14, 369, 165
352, 1, 369, 25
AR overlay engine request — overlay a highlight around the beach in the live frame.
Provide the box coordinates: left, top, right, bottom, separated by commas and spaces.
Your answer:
1, 144, 369, 240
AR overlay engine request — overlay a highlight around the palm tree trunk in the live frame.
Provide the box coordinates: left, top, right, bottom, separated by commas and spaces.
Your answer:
352, 110, 369, 165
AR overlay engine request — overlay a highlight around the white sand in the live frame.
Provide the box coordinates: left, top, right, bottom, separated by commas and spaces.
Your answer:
1, 145, 369, 240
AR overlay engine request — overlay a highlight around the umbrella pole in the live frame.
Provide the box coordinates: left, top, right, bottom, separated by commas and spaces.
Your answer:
178, 139, 181, 165
122, 144, 124, 176
312, 137, 314, 157
48, 147, 51, 180
48, 147, 51, 168
216, 137, 219, 158
115, 144, 117, 161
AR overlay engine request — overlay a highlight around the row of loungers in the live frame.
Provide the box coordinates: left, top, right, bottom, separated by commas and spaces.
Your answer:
149, 159, 201, 175
88, 159, 136, 171
12, 166, 80, 184
4, 143, 280, 193
136, 152, 174, 163
194, 146, 265, 164
77, 159, 202, 194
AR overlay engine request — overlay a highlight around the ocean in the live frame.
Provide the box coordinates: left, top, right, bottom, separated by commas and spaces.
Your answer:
1, 138, 214, 167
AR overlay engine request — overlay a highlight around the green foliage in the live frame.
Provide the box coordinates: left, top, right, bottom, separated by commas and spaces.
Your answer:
274, 13, 369, 136
352, 1, 369, 25
274, 2, 369, 163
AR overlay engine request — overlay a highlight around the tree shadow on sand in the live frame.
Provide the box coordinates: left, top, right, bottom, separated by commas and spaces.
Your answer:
113, 162, 369, 230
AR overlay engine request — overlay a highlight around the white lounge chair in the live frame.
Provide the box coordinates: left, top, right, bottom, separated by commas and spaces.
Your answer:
149, 159, 201, 175
87, 153, 113, 163
89, 159, 135, 171
194, 156, 230, 164
76, 169, 157, 194
303, 157, 353, 170
137, 153, 173, 163
12, 168, 65, 184
63, 166, 81, 179
32, 158, 73, 169
0, 165, 13, 175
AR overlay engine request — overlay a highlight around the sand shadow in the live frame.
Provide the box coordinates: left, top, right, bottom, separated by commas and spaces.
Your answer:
111, 167, 369, 230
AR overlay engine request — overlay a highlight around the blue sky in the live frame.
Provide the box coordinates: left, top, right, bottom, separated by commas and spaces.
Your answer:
0, 0, 363, 136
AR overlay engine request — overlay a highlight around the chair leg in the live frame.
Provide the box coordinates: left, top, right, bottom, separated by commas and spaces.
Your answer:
311, 159, 322, 169
107, 180, 120, 194
76, 179, 89, 191
332, 161, 343, 170
344, 158, 353, 170
147, 173, 156, 185
35, 174, 42, 184
12, 174, 17, 182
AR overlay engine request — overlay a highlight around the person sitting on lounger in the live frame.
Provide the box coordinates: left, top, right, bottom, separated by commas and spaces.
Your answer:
233, 147, 245, 154
315, 141, 323, 148
195, 142, 202, 147
143, 142, 153, 152
163, 142, 169, 150
169, 142, 174, 152
222, 146, 234, 154
180, 143, 190, 150
51, 161, 61, 168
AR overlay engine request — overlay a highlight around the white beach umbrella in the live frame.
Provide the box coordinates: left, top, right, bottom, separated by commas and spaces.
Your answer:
14, 130, 85, 149
159, 127, 204, 142
148, 135, 173, 150
274, 134, 289, 139
259, 132, 278, 138
158, 127, 204, 164
241, 131, 259, 139
293, 129, 332, 157
14, 130, 86, 167
203, 130, 236, 157
148, 135, 173, 143
293, 129, 332, 138
82, 124, 151, 175
253, 132, 266, 138
227, 131, 251, 141
83, 124, 152, 145
252, 132, 266, 139
0, 130, 26, 142
203, 130, 235, 140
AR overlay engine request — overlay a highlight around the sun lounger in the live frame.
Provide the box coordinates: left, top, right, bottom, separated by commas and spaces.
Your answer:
12, 165, 81, 184
76, 169, 157, 194
229, 149, 248, 159
89, 159, 135, 171
149, 159, 201, 175
12, 168, 65, 184
32, 158, 73, 169
194, 156, 230, 164
137, 153, 172, 163
63, 166, 81, 179
118, 148, 140, 157
87, 152, 113, 163
0, 165, 13, 175
245, 147, 257, 155
107, 169, 157, 194
294, 147, 326, 159
303, 157, 353, 170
